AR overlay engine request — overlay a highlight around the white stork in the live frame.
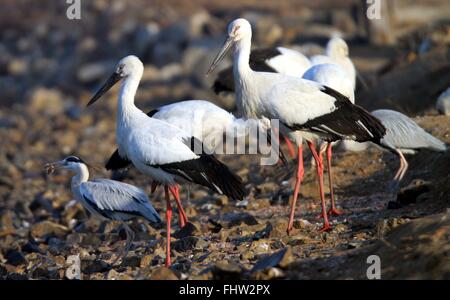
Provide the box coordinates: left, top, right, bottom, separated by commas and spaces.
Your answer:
87, 55, 247, 266
207, 18, 386, 233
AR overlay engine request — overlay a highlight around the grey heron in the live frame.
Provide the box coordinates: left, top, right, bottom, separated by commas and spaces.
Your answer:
207, 18, 386, 233
87, 55, 247, 266
372, 109, 446, 185
45, 156, 162, 266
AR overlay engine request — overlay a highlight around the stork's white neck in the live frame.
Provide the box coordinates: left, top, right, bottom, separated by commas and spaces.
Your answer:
233, 37, 252, 75
71, 163, 89, 189
118, 73, 141, 121
233, 36, 261, 119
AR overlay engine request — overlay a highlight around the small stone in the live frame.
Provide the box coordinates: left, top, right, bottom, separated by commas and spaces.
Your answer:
150, 266, 179, 280
8, 59, 27, 76
212, 261, 243, 280
256, 182, 279, 194
228, 213, 258, 227
0, 211, 16, 232
250, 240, 270, 254
172, 236, 208, 252
122, 255, 141, 268
396, 180, 432, 206
31, 221, 69, 239
140, 255, 154, 268
5, 249, 27, 266
240, 250, 255, 261
82, 258, 109, 274
21, 241, 42, 254
107, 269, 120, 280
251, 247, 293, 274
66, 233, 84, 246
216, 195, 229, 206
172, 222, 200, 239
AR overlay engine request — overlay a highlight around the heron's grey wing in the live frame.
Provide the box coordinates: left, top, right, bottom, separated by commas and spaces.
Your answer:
372, 110, 446, 151
80, 179, 161, 223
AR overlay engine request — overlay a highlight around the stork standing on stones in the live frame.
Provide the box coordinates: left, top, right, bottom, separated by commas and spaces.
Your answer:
207, 19, 386, 233
87, 55, 247, 266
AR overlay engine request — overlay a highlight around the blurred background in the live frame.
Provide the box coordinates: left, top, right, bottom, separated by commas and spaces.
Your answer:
0, 0, 449, 279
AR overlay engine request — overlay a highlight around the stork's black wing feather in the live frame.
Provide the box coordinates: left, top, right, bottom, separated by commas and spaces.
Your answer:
288, 86, 386, 143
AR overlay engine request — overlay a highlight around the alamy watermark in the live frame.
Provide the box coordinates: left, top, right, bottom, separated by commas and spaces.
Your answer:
366, 255, 381, 279
188, 118, 282, 166
65, 254, 81, 280
366, 0, 382, 20
66, 0, 81, 20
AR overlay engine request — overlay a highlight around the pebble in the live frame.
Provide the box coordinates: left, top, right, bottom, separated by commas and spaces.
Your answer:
30, 221, 69, 239
149, 266, 179, 280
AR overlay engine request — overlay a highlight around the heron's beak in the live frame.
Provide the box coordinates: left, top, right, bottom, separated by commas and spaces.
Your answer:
86, 72, 122, 107
44, 160, 65, 175
206, 36, 234, 76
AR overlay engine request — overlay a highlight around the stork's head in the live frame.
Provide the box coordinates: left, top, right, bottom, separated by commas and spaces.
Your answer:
45, 156, 87, 174
207, 18, 252, 75
326, 37, 349, 59
227, 18, 252, 42
87, 55, 143, 106
115, 55, 144, 78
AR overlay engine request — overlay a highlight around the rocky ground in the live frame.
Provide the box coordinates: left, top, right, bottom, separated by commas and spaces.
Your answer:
0, 0, 449, 280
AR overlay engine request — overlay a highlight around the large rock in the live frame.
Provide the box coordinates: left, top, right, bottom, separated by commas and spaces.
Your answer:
133, 22, 160, 56
28, 88, 65, 116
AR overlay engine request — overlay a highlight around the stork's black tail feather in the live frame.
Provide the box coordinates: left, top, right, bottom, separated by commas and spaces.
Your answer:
106, 150, 131, 170
349, 103, 386, 143
156, 137, 247, 199
159, 154, 247, 200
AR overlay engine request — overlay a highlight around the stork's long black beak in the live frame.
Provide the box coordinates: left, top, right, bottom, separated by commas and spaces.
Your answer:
206, 36, 234, 76
86, 72, 122, 107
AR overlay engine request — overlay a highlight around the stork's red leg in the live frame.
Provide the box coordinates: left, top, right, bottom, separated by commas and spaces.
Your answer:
325, 143, 342, 216
164, 186, 172, 267
168, 185, 188, 228
287, 145, 304, 235
307, 141, 331, 232
283, 135, 296, 159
